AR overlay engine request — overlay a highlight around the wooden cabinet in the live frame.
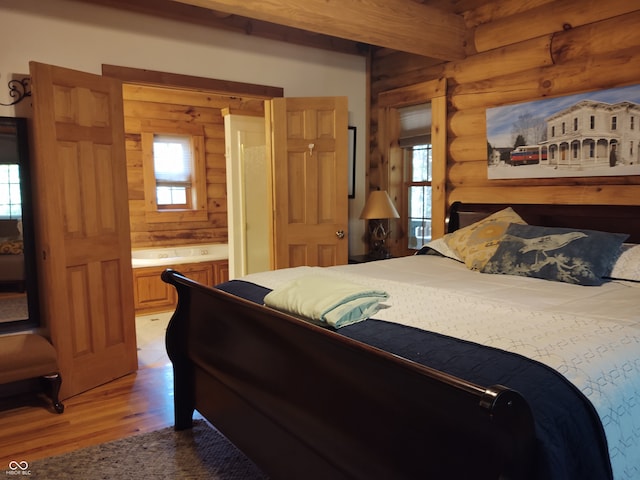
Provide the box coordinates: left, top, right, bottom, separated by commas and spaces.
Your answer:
133, 260, 228, 315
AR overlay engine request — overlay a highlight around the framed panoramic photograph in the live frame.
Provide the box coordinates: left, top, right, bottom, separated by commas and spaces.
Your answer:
486, 83, 640, 179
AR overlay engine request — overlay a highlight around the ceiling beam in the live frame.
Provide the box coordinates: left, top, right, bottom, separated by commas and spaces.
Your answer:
170, 0, 468, 60
73, 0, 367, 56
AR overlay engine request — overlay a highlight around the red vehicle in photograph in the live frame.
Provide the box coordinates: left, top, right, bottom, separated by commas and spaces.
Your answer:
509, 146, 547, 165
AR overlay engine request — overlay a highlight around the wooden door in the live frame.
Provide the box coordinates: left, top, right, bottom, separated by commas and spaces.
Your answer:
30, 61, 137, 399
266, 97, 349, 269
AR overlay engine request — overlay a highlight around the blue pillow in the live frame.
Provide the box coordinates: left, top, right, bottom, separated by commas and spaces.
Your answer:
481, 224, 628, 285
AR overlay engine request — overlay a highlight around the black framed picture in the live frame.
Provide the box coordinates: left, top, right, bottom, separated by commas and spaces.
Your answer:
348, 126, 356, 198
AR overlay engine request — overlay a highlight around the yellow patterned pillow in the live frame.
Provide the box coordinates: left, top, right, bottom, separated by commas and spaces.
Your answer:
0, 240, 23, 255
443, 207, 526, 270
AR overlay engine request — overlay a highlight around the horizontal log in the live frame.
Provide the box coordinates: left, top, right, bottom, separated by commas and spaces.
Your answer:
551, 10, 640, 64
371, 66, 445, 101
449, 133, 488, 163
112, 65, 282, 98
205, 138, 225, 155
207, 197, 226, 212
122, 84, 266, 110
206, 153, 226, 170
446, 35, 552, 84
448, 108, 486, 138
172, 0, 467, 60
123, 100, 222, 124
450, 46, 640, 111
448, 161, 488, 186
207, 183, 226, 198
371, 50, 444, 81
129, 227, 228, 247
448, 185, 640, 207
462, 0, 554, 29
472, 0, 638, 53
378, 78, 446, 108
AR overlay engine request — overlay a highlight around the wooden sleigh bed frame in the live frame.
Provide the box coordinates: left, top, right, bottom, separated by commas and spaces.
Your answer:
162, 202, 640, 480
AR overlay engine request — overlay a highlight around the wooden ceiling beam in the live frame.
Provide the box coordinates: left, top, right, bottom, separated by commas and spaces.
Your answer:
170, 0, 468, 60
72, 0, 367, 56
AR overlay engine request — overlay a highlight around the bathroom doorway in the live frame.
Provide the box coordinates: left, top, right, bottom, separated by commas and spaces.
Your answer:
224, 113, 270, 279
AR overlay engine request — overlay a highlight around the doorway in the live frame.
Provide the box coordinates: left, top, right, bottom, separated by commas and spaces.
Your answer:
102, 65, 284, 362
224, 113, 270, 279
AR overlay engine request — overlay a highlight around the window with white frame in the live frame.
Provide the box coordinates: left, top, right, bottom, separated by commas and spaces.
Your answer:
153, 134, 193, 209
0, 164, 21, 219
405, 145, 432, 249
398, 103, 432, 250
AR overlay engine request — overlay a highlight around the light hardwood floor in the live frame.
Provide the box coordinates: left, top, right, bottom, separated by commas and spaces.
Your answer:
0, 312, 198, 467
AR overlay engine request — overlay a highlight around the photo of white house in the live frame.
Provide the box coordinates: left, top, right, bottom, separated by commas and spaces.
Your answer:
487, 84, 640, 179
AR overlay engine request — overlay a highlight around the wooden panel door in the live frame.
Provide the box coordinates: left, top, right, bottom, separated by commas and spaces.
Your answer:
266, 97, 349, 269
30, 61, 137, 399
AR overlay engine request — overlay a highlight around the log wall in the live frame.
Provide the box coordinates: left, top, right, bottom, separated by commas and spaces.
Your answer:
122, 84, 264, 249
369, 3, 640, 253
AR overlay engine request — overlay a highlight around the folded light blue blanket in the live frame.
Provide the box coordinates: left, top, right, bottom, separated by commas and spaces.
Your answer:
263, 275, 389, 328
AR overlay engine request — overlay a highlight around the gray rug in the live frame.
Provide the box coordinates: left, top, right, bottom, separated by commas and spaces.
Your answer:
0, 294, 27, 322
28, 420, 268, 479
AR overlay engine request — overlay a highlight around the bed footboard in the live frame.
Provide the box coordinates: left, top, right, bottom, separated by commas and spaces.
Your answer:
163, 269, 536, 480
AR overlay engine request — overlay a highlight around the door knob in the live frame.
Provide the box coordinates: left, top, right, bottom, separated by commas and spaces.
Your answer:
336, 230, 345, 239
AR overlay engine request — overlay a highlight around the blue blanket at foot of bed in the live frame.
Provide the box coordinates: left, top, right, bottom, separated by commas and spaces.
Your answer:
215, 280, 612, 480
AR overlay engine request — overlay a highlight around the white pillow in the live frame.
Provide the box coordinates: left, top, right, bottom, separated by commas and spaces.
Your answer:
609, 244, 640, 282
420, 237, 463, 262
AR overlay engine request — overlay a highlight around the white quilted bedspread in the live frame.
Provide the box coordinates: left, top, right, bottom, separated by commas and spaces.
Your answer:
242, 255, 640, 480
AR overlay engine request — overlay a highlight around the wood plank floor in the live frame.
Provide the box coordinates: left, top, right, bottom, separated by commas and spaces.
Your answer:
0, 317, 200, 467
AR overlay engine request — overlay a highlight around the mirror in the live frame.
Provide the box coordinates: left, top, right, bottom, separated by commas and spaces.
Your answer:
0, 116, 39, 333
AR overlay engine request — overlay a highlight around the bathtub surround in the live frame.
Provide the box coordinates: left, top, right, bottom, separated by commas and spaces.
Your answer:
131, 243, 228, 268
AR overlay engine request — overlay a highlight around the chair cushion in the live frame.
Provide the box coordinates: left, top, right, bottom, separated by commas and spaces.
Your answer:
0, 334, 59, 384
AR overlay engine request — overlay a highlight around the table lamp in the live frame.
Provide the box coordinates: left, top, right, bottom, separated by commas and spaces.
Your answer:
359, 190, 400, 259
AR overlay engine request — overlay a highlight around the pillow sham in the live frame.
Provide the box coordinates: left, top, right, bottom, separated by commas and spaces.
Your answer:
608, 244, 640, 282
481, 223, 628, 286
415, 237, 463, 262
444, 207, 527, 270
0, 240, 23, 255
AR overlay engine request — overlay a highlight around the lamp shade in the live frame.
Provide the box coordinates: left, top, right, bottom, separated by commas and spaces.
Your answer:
359, 190, 400, 220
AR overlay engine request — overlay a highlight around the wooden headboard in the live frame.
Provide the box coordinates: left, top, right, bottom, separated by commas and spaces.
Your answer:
448, 202, 640, 244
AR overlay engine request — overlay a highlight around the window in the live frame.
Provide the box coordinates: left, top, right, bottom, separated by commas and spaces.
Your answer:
405, 145, 432, 249
142, 123, 207, 223
153, 135, 192, 209
378, 78, 445, 257
551, 126, 555, 137
631, 116, 635, 130
573, 118, 578, 131
562, 122, 566, 134
611, 116, 617, 130
0, 164, 21, 219
590, 115, 595, 129
397, 103, 432, 250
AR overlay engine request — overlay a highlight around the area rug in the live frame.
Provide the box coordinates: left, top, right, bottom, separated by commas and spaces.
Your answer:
0, 294, 27, 322
28, 420, 268, 479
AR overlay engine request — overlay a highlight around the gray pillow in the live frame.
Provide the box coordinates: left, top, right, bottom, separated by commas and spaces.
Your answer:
481, 223, 628, 286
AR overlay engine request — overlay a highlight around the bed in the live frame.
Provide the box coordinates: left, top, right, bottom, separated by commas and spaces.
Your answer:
163, 202, 640, 480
